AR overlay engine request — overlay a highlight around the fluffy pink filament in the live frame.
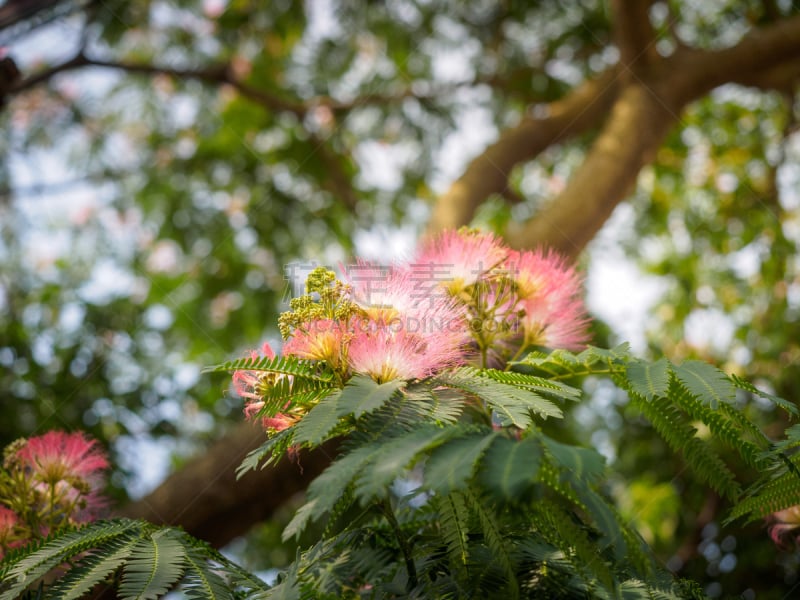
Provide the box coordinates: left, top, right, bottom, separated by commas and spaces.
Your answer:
348, 323, 463, 383
0, 506, 21, 559
16, 431, 109, 520
283, 319, 347, 367
233, 341, 276, 400
413, 230, 508, 292
17, 431, 109, 484
506, 249, 590, 351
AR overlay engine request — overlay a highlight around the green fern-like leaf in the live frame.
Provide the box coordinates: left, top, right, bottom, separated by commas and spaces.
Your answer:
291, 375, 427, 447
181, 547, 235, 600
631, 394, 740, 500
202, 354, 334, 381
673, 360, 735, 408
727, 456, 800, 524
479, 369, 581, 402
531, 498, 616, 595
479, 435, 543, 500
337, 376, 406, 418
283, 444, 379, 541
424, 431, 498, 495
578, 343, 633, 363
42, 535, 139, 600
513, 344, 629, 382
183, 532, 270, 597
617, 579, 687, 600
626, 358, 671, 401
436, 368, 562, 427
569, 484, 627, 562
464, 490, 519, 600
542, 437, 606, 484
538, 459, 582, 508
236, 428, 295, 478
321, 488, 357, 539
0, 519, 264, 600
292, 390, 343, 445
411, 386, 466, 424
515, 538, 592, 598
668, 383, 767, 469
257, 378, 336, 417
730, 374, 800, 416
355, 425, 457, 503
717, 401, 772, 454
540, 444, 650, 574
282, 498, 324, 543
118, 528, 186, 600
0, 519, 143, 600
437, 492, 471, 571
264, 561, 301, 600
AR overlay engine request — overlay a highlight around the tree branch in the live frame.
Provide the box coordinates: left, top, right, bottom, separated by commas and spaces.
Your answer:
505, 82, 675, 258
9, 52, 309, 117
428, 10, 800, 257
8, 52, 517, 119
424, 68, 619, 237
498, 13, 800, 257
117, 422, 337, 547
728, 58, 800, 94
666, 13, 800, 106
611, 0, 657, 77
7, 51, 89, 93
86, 56, 310, 118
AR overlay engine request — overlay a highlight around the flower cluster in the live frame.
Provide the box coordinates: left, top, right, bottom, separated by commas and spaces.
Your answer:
234, 229, 589, 431
0, 431, 109, 558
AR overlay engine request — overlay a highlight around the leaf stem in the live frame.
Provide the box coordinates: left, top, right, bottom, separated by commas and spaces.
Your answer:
379, 500, 418, 590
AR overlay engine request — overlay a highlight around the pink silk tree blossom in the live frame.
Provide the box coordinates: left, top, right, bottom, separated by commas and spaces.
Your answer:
15, 431, 109, 522
413, 229, 509, 294
506, 249, 590, 351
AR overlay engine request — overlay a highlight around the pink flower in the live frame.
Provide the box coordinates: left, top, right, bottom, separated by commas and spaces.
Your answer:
261, 413, 297, 432
414, 230, 508, 294
283, 319, 348, 368
348, 322, 463, 383
243, 398, 296, 432
506, 249, 590, 351
0, 506, 19, 557
17, 431, 108, 485
349, 263, 470, 348
16, 431, 109, 521
233, 342, 302, 431
768, 505, 800, 548
344, 259, 396, 311
233, 341, 276, 401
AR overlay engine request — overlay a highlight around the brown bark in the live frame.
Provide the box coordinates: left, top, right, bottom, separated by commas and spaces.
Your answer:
118, 421, 337, 547
611, 0, 657, 77
424, 69, 620, 238
9, 53, 308, 117
506, 81, 675, 259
